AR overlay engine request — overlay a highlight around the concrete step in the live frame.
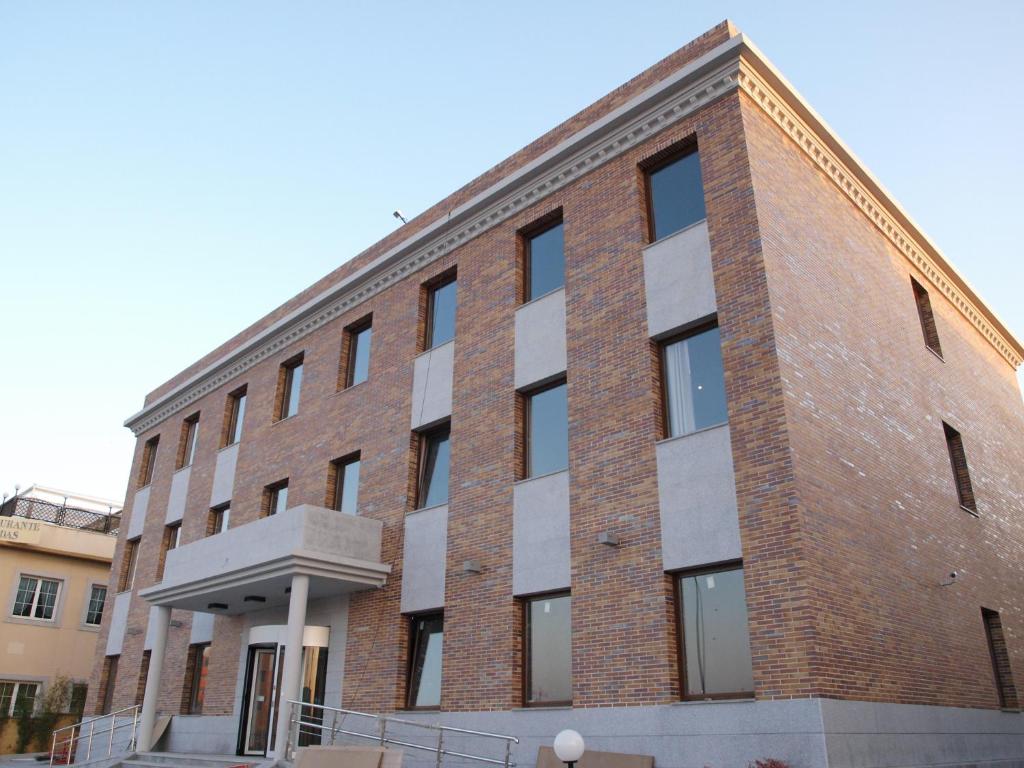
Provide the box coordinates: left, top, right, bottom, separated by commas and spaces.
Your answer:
125, 755, 254, 768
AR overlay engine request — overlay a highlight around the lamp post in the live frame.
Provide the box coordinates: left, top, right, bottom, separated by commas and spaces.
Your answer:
553, 730, 585, 768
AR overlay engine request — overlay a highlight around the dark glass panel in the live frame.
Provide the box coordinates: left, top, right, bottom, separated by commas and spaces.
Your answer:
428, 280, 457, 348
419, 426, 451, 508
527, 222, 565, 300
649, 150, 706, 240
527, 594, 571, 704
528, 383, 569, 477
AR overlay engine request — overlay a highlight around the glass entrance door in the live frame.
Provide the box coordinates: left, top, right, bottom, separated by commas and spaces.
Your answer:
243, 648, 277, 755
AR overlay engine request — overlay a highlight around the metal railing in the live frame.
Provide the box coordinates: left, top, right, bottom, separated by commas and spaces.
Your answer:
286, 701, 518, 768
2, 496, 120, 536
49, 705, 140, 766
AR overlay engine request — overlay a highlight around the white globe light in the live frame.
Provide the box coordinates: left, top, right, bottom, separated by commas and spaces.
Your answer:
553, 729, 585, 763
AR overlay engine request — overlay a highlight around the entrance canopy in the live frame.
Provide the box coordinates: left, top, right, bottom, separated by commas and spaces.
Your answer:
139, 504, 390, 615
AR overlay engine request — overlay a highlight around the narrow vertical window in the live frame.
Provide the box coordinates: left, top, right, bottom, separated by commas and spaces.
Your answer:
263, 480, 289, 517
135, 651, 151, 706
223, 386, 247, 446
328, 453, 361, 515
184, 643, 212, 714
99, 656, 118, 715
340, 317, 373, 388
524, 219, 565, 301
645, 146, 706, 241
524, 592, 572, 706
524, 379, 569, 478
661, 323, 728, 438
157, 523, 181, 581
676, 564, 754, 699
417, 423, 451, 508
85, 585, 107, 626
138, 436, 159, 487
425, 275, 457, 350
912, 278, 943, 357
982, 608, 1019, 709
119, 539, 140, 592
208, 503, 230, 536
276, 354, 304, 420
177, 413, 200, 469
943, 421, 977, 514
69, 683, 88, 716
407, 613, 443, 709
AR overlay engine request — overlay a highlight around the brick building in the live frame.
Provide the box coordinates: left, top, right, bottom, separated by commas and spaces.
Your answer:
85, 22, 1024, 768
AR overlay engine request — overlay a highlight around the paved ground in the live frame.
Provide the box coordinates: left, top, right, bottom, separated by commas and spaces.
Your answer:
0, 754, 48, 768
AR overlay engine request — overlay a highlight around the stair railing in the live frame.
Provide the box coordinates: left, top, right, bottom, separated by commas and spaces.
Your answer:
50, 704, 140, 766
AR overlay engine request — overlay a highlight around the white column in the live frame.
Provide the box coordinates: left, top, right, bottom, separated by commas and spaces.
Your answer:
137, 605, 171, 752
272, 573, 309, 760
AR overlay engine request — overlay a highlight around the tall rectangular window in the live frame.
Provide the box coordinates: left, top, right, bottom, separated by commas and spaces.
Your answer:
524, 379, 569, 478
138, 436, 159, 487
328, 453, 361, 515
646, 146, 706, 241
12, 576, 61, 620
0, 681, 38, 716
661, 323, 728, 437
223, 386, 247, 446
98, 656, 118, 715
911, 278, 943, 357
276, 355, 304, 420
417, 423, 451, 509
119, 538, 140, 592
85, 585, 107, 626
208, 503, 230, 536
525, 219, 565, 301
407, 613, 443, 709
157, 523, 181, 581
676, 565, 754, 699
524, 592, 571, 706
69, 683, 88, 716
425, 276, 457, 349
184, 643, 212, 714
341, 317, 373, 388
177, 414, 200, 469
943, 421, 977, 514
263, 480, 289, 517
982, 608, 1019, 709
135, 651, 151, 706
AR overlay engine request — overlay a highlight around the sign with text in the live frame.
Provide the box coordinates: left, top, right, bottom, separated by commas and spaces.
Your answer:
0, 517, 43, 543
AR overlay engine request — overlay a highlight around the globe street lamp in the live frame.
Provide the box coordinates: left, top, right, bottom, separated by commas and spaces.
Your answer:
553, 730, 585, 768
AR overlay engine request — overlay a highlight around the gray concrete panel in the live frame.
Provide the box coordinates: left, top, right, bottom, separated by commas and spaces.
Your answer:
165, 466, 190, 524
512, 471, 570, 596
642, 220, 716, 338
514, 288, 567, 390
210, 444, 238, 507
189, 611, 215, 644
411, 341, 454, 429
126, 485, 149, 540
656, 424, 741, 572
400, 505, 448, 613
105, 591, 131, 655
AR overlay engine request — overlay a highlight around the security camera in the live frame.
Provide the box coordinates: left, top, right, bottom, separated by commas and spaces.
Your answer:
940, 570, 960, 587
949, 571, 958, 581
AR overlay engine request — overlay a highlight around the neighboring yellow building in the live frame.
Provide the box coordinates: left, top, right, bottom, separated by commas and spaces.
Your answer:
0, 485, 119, 748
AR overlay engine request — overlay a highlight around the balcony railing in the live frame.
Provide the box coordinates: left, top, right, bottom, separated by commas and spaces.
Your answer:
1, 496, 120, 536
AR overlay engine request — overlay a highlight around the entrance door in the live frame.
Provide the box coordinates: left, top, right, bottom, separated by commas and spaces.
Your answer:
243, 648, 277, 755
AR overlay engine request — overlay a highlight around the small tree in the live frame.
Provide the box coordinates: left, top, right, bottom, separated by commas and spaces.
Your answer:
33, 675, 72, 752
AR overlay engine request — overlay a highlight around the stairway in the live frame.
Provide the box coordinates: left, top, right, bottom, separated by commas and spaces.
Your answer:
121, 753, 258, 768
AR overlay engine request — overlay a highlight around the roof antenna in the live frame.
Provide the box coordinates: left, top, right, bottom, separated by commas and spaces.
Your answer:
392, 209, 408, 225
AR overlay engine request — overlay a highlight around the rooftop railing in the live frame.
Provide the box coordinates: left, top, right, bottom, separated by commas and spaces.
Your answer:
1, 496, 121, 536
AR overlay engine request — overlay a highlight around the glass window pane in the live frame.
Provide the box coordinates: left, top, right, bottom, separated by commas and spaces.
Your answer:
679, 567, 754, 697
13, 577, 37, 616
420, 427, 451, 508
0, 683, 13, 716
14, 683, 37, 715
285, 364, 303, 417
528, 594, 571, 704
528, 223, 565, 300
87, 585, 106, 625
528, 383, 569, 477
428, 280, 457, 348
231, 394, 246, 444
35, 579, 59, 619
409, 615, 444, 708
338, 460, 361, 515
649, 151, 706, 240
351, 326, 372, 385
664, 326, 727, 437
273, 486, 288, 516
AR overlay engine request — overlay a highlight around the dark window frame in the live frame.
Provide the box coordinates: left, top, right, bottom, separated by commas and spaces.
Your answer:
405, 612, 444, 710
177, 413, 200, 470
118, 538, 141, 593
673, 560, 755, 702
262, 479, 289, 517
416, 422, 451, 509
641, 139, 705, 243
658, 317, 727, 440
98, 655, 118, 715
85, 584, 107, 626
982, 608, 1020, 710
138, 436, 159, 488
327, 451, 362, 514
521, 377, 569, 480
157, 522, 182, 581
943, 421, 977, 515
521, 210, 565, 304
423, 271, 458, 352
222, 385, 248, 447
184, 643, 212, 714
339, 315, 373, 390
208, 503, 230, 536
521, 590, 572, 708
275, 353, 305, 421
911, 278, 943, 359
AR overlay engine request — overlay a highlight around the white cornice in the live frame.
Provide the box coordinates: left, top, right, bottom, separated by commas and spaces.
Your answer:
125, 32, 1022, 436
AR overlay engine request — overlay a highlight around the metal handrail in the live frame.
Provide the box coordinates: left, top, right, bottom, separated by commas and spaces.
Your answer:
285, 700, 518, 768
50, 705, 140, 767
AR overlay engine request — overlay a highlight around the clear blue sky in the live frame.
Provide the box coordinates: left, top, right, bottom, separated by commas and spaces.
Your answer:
2, 1, 1021, 503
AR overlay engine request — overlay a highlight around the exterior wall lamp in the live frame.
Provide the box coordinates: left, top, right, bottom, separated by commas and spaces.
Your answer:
553, 729, 585, 768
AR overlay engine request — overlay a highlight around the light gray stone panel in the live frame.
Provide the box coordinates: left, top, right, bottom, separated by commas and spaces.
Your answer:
165, 466, 190, 524
306, 594, 349, 709
514, 288, 567, 390
512, 470, 570, 596
105, 591, 132, 656
400, 505, 448, 613
411, 341, 454, 430
143, 604, 162, 650
126, 485, 149, 540
189, 611, 215, 644
642, 220, 716, 338
160, 715, 238, 755
656, 423, 741, 571
210, 443, 238, 507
